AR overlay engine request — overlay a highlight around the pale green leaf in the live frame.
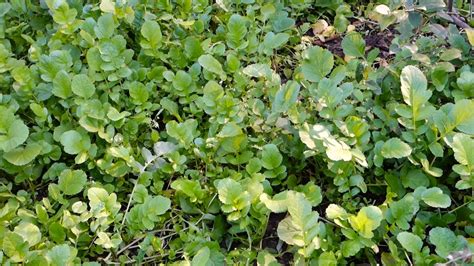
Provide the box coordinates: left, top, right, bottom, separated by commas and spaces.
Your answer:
272, 81, 300, 113
301, 46, 334, 82
47, 244, 77, 266
397, 232, 422, 253
400, 65, 432, 121
381, 138, 412, 159
52, 70, 72, 99
341, 32, 366, 58
14, 222, 41, 247
421, 187, 451, 208
243, 63, 272, 78
198, 54, 225, 77
260, 192, 289, 213
95, 13, 116, 39
450, 99, 474, 134
141, 20, 162, 50
215, 178, 242, 205
58, 169, 88, 196
0, 118, 29, 153
452, 133, 474, 169
60, 130, 91, 155
72, 74, 95, 99
3, 142, 42, 166
429, 227, 466, 257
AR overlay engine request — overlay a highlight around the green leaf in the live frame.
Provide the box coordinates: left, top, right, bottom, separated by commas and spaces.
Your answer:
260, 191, 290, 213
60, 130, 91, 155
326, 204, 348, 220
140, 20, 162, 50
389, 194, 419, 230
263, 32, 289, 54
451, 133, 474, 174
14, 222, 41, 247
272, 81, 300, 113
400, 66, 432, 121
52, 70, 72, 99
0, 116, 29, 153
450, 100, 474, 134
3, 232, 28, 262
215, 178, 242, 205
243, 63, 272, 78
215, 178, 251, 221
166, 119, 198, 146
457, 71, 474, 94
107, 107, 130, 121
370, 5, 397, 30
47, 244, 77, 266
341, 32, 366, 58
3, 142, 42, 166
51, 4, 77, 25
257, 251, 280, 266
148, 195, 171, 215
184, 37, 203, 60
129, 81, 149, 105
420, 187, 451, 208
428, 142, 444, 157
173, 70, 193, 93
95, 13, 116, 39
439, 48, 461, 61
301, 46, 334, 82
191, 247, 210, 266
198, 54, 225, 78
226, 14, 247, 49
277, 192, 320, 257
171, 179, 205, 202
318, 251, 337, 266
261, 144, 283, 170
381, 138, 412, 159
58, 169, 87, 196
217, 123, 243, 138
72, 74, 95, 99
341, 240, 363, 257
49, 222, 66, 243
431, 67, 448, 91
429, 227, 466, 257
397, 232, 422, 253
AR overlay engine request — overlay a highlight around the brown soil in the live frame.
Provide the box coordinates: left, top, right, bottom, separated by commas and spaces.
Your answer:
261, 212, 292, 265
311, 20, 396, 61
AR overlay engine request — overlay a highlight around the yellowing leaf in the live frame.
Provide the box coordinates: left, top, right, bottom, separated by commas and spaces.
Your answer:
348, 206, 383, 238
465, 28, 474, 46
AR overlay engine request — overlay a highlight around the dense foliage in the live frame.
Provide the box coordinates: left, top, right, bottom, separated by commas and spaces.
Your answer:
0, 0, 473, 265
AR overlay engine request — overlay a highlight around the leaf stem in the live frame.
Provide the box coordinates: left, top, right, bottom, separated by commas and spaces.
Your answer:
448, 200, 473, 213
119, 156, 158, 231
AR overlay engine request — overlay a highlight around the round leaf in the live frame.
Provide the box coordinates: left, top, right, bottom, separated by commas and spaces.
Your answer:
14, 222, 41, 247
381, 138, 412, 159
58, 169, 87, 196
3, 142, 42, 166
72, 74, 95, 99
261, 144, 283, 170
397, 232, 422, 253
421, 187, 451, 208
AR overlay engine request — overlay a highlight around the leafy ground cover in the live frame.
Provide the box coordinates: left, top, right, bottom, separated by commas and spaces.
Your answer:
0, 0, 473, 265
